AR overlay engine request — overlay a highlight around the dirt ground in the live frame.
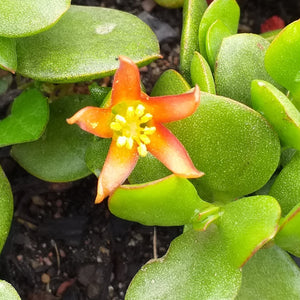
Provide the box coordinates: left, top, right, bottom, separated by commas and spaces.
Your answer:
0, 0, 299, 299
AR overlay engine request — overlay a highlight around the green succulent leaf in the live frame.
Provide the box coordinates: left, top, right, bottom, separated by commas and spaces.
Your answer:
205, 19, 231, 69
0, 280, 21, 300
126, 226, 242, 300
0, 89, 49, 147
265, 20, 300, 104
215, 33, 278, 106
180, 0, 208, 82
237, 246, 300, 299
154, 0, 184, 8
126, 195, 280, 299
16, 5, 160, 83
260, 29, 282, 43
131, 92, 280, 203
11, 95, 98, 182
251, 80, 300, 150
275, 203, 300, 257
0, 37, 17, 73
190, 51, 216, 93
109, 175, 216, 226
0, 0, 71, 38
151, 70, 190, 96
220, 195, 281, 267
0, 166, 13, 253
198, 0, 239, 60
269, 151, 300, 216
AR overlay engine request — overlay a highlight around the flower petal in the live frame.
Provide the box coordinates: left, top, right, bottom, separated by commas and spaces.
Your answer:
95, 141, 139, 203
142, 85, 200, 123
111, 56, 142, 105
147, 123, 204, 178
66, 106, 113, 138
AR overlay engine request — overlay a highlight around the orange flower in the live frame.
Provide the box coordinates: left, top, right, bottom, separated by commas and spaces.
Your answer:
67, 56, 203, 203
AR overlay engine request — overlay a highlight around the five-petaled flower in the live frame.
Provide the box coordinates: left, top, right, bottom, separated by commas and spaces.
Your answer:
67, 56, 203, 203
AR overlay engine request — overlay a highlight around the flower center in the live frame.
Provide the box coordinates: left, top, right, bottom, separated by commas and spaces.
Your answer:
110, 104, 156, 157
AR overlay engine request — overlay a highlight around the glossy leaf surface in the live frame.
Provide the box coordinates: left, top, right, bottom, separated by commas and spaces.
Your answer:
0, 37, 17, 72
252, 80, 300, 150
198, 0, 239, 60
109, 175, 215, 226
154, 0, 184, 8
180, 0, 207, 82
11, 95, 97, 182
0, 281, 21, 300
126, 195, 280, 299
215, 33, 277, 106
190, 51, 216, 93
265, 20, 300, 101
131, 92, 280, 203
150, 70, 190, 96
0, 89, 49, 147
275, 203, 300, 257
0, 166, 13, 253
0, 0, 70, 37
126, 227, 242, 300
237, 246, 300, 299
16, 5, 160, 83
220, 195, 280, 267
269, 151, 300, 216
205, 19, 231, 69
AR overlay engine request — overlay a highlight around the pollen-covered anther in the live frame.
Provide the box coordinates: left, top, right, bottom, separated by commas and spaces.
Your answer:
137, 143, 147, 157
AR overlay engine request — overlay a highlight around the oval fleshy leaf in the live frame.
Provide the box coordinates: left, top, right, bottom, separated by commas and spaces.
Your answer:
11, 95, 98, 182
180, 0, 207, 82
0, 89, 49, 147
0, 37, 17, 73
0, 280, 21, 300
0, 166, 13, 253
275, 203, 300, 257
198, 0, 239, 60
150, 69, 190, 96
131, 92, 280, 203
16, 5, 160, 83
205, 19, 231, 69
269, 151, 300, 216
126, 227, 242, 300
215, 33, 279, 106
265, 20, 300, 102
260, 28, 282, 43
154, 0, 184, 8
0, 0, 70, 38
190, 51, 216, 93
237, 246, 300, 299
109, 175, 216, 226
251, 80, 300, 150
220, 195, 281, 267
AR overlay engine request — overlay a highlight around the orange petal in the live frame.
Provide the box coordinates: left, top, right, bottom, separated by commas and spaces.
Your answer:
142, 85, 200, 123
147, 123, 204, 178
95, 141, 139, 203
66, 106, 113, 138
111, 56, 142, 105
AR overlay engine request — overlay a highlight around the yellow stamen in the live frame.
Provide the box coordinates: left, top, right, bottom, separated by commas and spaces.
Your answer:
138, 143, 147, 157
135, 104, 145, 117
126, 137, 134, 149
140, 134, 151, 145
126, 106, 134, 119
117, 136, 127, 147
110, 103, 156, 157
140, 113, 153, 124
110, 122, 122, 131
144, 126, 156, 135
115, 114, 126, 124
